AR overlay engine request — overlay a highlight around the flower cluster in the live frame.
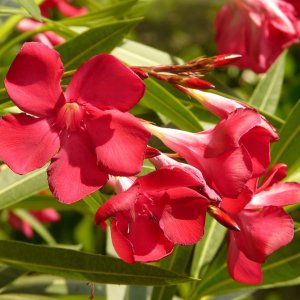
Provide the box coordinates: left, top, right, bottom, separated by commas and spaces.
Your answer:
215, 0, 300, 73
1, 18, 300, 284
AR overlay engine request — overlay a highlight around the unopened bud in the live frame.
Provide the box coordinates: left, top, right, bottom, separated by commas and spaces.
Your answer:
207, 205, 240, 231
181, 77, 215, 90
145, 146, 161, 158
212, 54, 242, 67
130, 67, 149, 80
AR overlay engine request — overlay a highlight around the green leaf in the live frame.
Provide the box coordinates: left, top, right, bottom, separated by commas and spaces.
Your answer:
0, 165, 48, 210
248, 51, 286, 114
189, 228, 300, 298
271, 99, 300, 180
0, 240, 195, 286
17, 0, 42, 21
190, 216, 227, 278
142, 79, 203, 131
0, 295, 56, 300
0, 266, 26, 289
151, 246, 194, 300
60, 0, 138, 26
56, 19, 141, 70
0, 6, 28, 16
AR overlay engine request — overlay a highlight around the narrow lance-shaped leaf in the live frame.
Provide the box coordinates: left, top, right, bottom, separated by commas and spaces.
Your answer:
0, 166, 48, 210
248, 50, 286, 114
56, 19, 142, 70
17, 0, 42, 21
0, 240, 196, 286
271, 100, 300, 181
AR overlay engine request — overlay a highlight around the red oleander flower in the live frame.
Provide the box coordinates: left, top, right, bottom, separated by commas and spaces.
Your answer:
40, 0, 87, 18
146, 108, 277, 198
17, 19, 65, 48
95, 167, 210, 263
215, 0, 300, 73
8, 208, 60, 238
0, 42, 150, 203
221, 163, 300, 284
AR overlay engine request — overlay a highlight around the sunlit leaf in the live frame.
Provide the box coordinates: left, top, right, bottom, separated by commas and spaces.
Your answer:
0, 240, 196, 286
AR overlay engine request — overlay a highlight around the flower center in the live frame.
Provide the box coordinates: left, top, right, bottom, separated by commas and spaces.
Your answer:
56, 102, 85, 131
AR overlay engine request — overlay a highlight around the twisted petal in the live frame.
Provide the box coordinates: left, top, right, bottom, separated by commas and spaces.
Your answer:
259, 163, 287, 190
247, 182, 300, 209
4, 42, 64, 117
227, 232, 262, 284
47, 132, 107, 203
111, 216, 135, 264
234, 207, 294, 263
95, 185, 139, 225
87, 110, 150, 176
66, 54, 145, 112
0, 114, 59, 174
127, 215, 174, 262
137, 166, 204, 192
159, 187, 208, 244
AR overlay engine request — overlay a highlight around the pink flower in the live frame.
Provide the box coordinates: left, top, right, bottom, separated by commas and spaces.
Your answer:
146, 107, 277, 198
215, 0, 300, 73
285, 0, 300, 16
8, 208, 60, 238
40, 0, 87, 18
0, 42, 150, 203
221, 163, 300, 284
95, 167, 210, 263
16, 19, 65, 48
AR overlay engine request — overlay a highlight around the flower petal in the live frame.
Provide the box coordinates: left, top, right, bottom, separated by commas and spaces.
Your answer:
31, 209, 60, 223
87, 110, 150, 176
128, 215, 174, 262
137, 166, 203, 192
241, 127, 273, 176
205, 109, 261, 157
159, 187, 208, 244
259, 163, 287, 190
234, 207, 294, 263
4, 42, 64, 117
95, 185, 139, 225
66, 54, 145, 112
47, 132, 108, 203
227, 232, 262, 284
0, 114, 59, 174
247, 182, 300, 209
111, 216, 135, 264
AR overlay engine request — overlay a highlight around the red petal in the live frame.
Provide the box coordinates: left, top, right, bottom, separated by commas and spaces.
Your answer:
95, 185, 139, 225
159, 187, 208, 244
227, 232, 262, 284
128, 216, 174, 262
247, 182, 300, 209
111, 217, 135, 264
30, 209, 60, 223
0, 114, 59, 174
66, 54, 145, 112
4, 42, 64, 117
137, 166, 203, 192
205, 109, 261, 157
87, 110, 150, 176
234, 207, 294, 263
241, 127, 272, 176
260, 163, 287, 190
47, 132, 108, 203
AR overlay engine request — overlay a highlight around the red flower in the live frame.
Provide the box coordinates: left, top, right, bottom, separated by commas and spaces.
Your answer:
16, 19, 65, 48
0, 42, 150, 203
221, 163, 300, 284
215, 0, 300, 73
95, 167, 210, 263
8, 208, 60, 238
40, 0, 87, 18
146, 108, 277, 198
